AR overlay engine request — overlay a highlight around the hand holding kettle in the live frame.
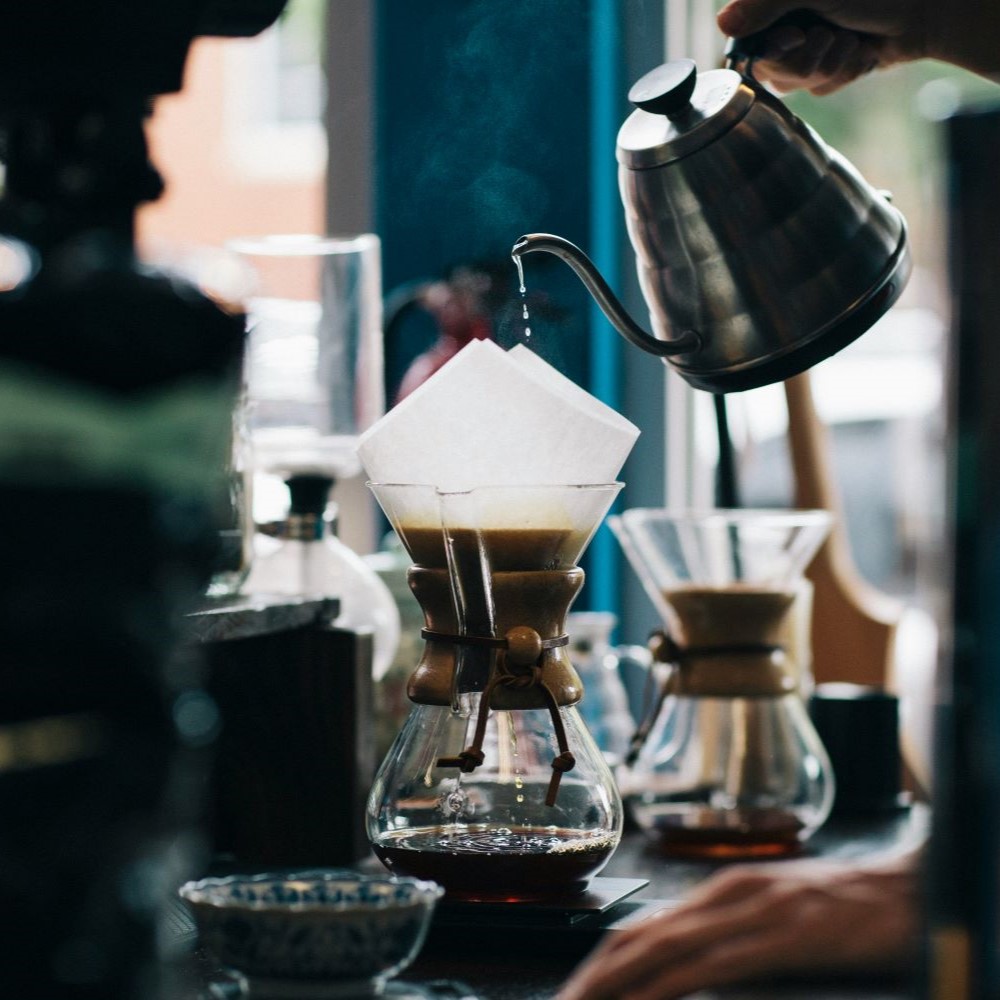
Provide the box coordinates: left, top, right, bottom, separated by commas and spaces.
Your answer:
513, 38, 911, 393
718, 1, 1000, 94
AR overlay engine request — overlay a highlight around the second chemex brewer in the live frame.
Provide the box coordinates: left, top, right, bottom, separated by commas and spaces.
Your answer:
611, 508, 836, 857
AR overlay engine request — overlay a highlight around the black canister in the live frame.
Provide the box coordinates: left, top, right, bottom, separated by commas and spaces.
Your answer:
809, 683, 908, 815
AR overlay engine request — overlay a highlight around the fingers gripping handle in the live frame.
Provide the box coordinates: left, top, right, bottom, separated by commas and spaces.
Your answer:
726, 9, 836, 67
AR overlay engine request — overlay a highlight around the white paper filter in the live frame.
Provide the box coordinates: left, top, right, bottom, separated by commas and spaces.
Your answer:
357, 340, 639, 500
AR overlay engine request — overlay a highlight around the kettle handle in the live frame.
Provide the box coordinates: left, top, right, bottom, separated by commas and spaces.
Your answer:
726, 9, 839, 75
511, 234, 700, 358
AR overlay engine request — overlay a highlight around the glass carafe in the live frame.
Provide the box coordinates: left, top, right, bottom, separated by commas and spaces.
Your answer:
566, 611, 635, 767
610, 508, 834, 858
366, 484, 624, 901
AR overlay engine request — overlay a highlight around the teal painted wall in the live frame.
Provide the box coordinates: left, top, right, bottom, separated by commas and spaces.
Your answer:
374, 0, 626, 614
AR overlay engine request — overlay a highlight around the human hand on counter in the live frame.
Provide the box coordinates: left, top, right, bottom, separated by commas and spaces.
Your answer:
556, 853, 919, 1000
718, 1, 1000, 94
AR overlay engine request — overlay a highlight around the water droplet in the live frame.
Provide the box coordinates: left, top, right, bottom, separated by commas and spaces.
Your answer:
513, 253, 526, 294
512, 254, 531, 341
442, 787, 469, 817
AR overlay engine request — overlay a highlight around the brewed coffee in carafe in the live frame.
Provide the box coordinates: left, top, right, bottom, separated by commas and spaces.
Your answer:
611, 508, 835, 858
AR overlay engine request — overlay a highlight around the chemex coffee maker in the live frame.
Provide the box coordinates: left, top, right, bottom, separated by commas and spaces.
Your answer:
367, 482, 625, 901
511, 14, 911, 393
358, 341, 639, 909
611, 508, 836, 857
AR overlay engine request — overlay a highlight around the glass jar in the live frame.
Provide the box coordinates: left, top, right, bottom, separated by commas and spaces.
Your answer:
566, 611, 635, 767
244, 474, 400, 680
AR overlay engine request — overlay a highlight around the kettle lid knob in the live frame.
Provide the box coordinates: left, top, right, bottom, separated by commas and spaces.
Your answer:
627, 59, 697, 120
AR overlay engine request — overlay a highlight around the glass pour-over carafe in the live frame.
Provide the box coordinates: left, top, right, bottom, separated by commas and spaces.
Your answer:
611, 508, 834, 858
366, 483, 624, 901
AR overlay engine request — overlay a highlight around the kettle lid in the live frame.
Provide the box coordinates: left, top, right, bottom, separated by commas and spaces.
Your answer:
618, 60, 753, 169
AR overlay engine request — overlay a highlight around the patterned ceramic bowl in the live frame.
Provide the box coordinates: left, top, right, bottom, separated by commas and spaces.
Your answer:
179, 871, 444, 998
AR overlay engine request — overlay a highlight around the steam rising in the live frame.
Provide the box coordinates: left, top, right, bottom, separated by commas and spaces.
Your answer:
387, 0, 588, 254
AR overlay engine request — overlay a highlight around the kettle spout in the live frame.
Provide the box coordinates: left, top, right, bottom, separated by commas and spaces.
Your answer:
511, 233, 700, 358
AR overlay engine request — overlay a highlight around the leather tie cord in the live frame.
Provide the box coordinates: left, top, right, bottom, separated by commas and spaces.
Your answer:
431, 628, 575, 806
624, 629, 786, 766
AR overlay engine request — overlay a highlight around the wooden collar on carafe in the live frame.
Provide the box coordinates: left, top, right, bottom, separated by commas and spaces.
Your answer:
625, 628, 792, 766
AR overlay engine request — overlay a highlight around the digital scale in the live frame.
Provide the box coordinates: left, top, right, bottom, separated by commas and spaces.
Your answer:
425, 876, 671, 958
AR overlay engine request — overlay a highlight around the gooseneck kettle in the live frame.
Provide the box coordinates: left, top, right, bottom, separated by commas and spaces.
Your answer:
513, 18, 911, 393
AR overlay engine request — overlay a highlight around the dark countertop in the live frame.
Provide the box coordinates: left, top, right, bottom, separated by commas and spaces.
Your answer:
177, 808, 926, 1000
177, 598, 927, 999
184, 595, 339, 644
606, 804, 929, 900
403, 807, 928, 1000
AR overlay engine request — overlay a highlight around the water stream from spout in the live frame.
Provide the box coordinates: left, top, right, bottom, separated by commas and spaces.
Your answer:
512, 253, 531, 341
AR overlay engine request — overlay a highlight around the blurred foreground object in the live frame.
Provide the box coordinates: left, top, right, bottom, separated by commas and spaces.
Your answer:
0, 3, 287, 997
926, 101, 1000, 1000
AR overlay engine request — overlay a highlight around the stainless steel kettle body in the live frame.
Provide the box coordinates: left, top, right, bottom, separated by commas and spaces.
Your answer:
514, 59, 911, 393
